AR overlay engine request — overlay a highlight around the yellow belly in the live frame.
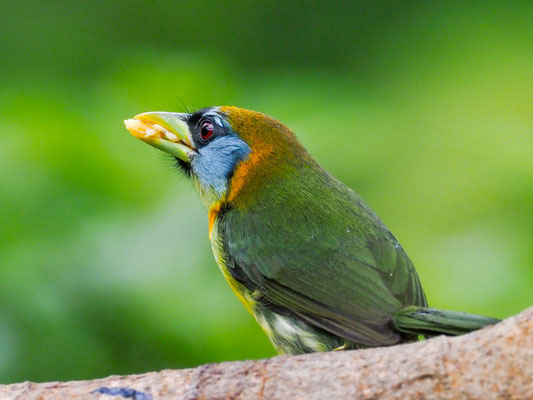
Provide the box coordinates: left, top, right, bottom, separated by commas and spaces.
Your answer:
210, 217, 255, 315
208, 214, 340, 355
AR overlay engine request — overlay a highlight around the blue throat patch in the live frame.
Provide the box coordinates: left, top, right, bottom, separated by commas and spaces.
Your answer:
191, 135, 251, 198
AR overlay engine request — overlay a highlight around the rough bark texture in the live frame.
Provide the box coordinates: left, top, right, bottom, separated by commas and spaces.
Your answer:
1, 307, 531, 400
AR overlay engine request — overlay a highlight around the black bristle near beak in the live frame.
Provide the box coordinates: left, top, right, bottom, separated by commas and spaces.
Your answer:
175, 157, 192, 176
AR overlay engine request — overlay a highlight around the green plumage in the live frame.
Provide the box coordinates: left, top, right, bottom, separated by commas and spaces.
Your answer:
394, 307, 500, 336
211, 109, 498, 354
215, 153, 431, 353
126, 106, 500, 355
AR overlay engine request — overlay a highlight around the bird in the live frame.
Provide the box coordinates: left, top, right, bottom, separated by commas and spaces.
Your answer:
124, 106, 500, 355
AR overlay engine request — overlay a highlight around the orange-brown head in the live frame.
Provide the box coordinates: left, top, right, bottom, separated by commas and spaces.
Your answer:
125, 106, 315, 209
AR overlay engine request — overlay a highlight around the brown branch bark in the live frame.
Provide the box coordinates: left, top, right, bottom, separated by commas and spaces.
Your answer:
1, 307, 531, 400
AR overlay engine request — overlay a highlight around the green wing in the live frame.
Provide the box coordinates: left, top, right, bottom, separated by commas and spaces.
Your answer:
221, 170, 427, 346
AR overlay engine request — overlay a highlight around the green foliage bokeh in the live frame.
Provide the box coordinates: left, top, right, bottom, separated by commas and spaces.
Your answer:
0, 0, 532, 383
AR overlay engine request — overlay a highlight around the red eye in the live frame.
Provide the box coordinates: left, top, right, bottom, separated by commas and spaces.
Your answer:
200, 121, 215, 141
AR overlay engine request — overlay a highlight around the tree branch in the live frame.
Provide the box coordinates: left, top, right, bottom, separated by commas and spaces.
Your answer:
1, 307, 531, 400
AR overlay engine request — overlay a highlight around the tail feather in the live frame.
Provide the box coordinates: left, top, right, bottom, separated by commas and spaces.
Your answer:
393, 306, 501, 336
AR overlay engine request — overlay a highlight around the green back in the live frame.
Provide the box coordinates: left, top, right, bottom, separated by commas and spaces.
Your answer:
219, 158, 427, 346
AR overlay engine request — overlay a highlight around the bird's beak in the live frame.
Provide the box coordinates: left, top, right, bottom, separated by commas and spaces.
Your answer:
124, 112, 197, 162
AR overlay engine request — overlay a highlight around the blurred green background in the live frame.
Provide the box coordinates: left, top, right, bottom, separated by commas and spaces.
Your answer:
1, 0, 532, 384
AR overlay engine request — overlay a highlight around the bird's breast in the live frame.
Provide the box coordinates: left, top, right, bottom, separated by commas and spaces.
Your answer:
209, 215, 256, 315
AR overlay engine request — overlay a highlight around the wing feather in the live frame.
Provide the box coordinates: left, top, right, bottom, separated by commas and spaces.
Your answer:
220, 170, 427, 346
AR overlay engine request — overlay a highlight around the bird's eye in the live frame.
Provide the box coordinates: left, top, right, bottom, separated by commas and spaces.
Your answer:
200, 121, 215, 141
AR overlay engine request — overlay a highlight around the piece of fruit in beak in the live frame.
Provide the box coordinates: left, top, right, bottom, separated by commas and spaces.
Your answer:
124, 112, 196, 162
